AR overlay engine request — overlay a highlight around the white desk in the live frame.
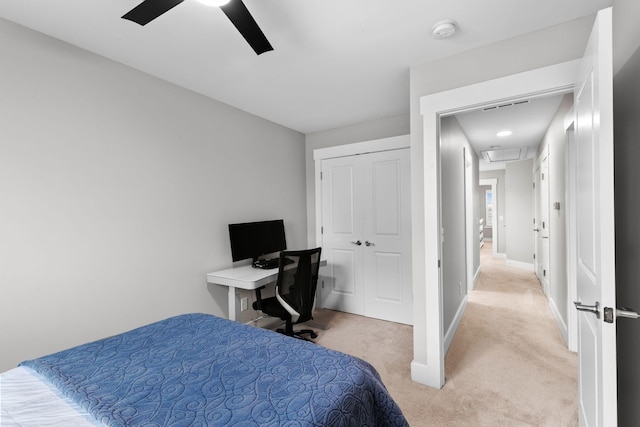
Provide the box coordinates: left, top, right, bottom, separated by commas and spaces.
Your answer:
206, 265, 277, 321
206, 261, 326, 321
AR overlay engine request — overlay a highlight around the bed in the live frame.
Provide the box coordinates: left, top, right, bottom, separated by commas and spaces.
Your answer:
1, 313, 408, 426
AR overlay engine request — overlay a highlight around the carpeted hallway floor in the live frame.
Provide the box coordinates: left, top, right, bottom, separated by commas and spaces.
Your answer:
311, 243, 578, 426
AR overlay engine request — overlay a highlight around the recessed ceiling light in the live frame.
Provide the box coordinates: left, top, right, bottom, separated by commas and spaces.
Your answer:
496, 130, 512, 137
198, 0, 230, 6
432, 20, 457, 39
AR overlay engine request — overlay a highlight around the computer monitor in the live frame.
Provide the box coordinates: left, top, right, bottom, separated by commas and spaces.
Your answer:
228, 219, 287, 263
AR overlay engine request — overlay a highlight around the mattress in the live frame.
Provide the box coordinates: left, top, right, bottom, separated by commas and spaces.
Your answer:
1, 366, 103, 426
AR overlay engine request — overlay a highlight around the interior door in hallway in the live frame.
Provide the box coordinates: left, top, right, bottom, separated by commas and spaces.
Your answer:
573, 8, 616, 426
320, 149, 412, 325
534, 152, 550, 294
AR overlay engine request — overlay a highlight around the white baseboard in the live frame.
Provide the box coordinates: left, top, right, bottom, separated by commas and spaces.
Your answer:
495, 252, 507, 259
444, 296, 468, 353
506, 259, 534, 271
472, 266, 481, 289
549, 297, 569, 346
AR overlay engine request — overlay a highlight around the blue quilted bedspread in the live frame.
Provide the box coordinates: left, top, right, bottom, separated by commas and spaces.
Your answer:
21, 313, 408, 426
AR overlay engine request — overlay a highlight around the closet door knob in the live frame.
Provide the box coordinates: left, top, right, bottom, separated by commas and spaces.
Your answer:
365, 241, 374, 247
350, 240, 362, 246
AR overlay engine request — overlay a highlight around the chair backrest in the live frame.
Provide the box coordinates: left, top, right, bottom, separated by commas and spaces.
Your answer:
275, 247, 322, 324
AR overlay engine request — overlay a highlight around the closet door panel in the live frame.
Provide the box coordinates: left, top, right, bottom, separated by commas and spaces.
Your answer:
363, 149, 413, 325
320, 158, 364, 315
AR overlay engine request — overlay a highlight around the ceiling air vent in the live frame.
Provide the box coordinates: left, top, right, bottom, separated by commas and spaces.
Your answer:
481, 147, 528, 163
482, 99, 531, 112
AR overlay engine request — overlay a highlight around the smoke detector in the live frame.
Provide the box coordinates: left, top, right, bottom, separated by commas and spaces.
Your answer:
432, 20, 457, 39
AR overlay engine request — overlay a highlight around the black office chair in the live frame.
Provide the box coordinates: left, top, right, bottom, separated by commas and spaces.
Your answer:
253, 247, 322, 340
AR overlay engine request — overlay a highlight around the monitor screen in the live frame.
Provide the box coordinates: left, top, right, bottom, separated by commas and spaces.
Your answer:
228, 219, 287, 262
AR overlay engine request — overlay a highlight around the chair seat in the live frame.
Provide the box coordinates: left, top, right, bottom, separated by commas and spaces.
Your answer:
257, 296, 290, 320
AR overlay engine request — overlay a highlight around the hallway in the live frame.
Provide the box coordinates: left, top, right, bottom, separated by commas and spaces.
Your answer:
444, 241, 578, 424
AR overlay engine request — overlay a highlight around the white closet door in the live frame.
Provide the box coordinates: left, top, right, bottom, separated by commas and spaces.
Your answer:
320, 148, 412, 325
320, 155, 365, 315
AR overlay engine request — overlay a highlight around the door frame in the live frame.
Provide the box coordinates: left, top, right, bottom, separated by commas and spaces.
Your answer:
464, 148, 476, 292
416, 60, 579, 388
479, 178, 498, 259
564, 111, 578, 353
534, 148, 551, 295
313, 134, 410, 307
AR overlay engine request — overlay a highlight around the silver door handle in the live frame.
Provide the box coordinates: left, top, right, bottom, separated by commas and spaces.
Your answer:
617, 308, 640, 319
533, 228, 540, 232
604, 306, 640, 323
350, 240, 362, 246
365, 241, 374, 247
574, 301, 600, 319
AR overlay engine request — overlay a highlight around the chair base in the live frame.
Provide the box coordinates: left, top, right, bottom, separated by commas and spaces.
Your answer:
276, 328, 318, 341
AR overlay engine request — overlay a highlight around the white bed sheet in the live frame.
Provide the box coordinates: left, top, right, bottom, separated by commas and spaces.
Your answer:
0, 366, 103, 426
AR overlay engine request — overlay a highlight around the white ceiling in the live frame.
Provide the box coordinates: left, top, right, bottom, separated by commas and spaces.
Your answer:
0, 0, 610, 134
456, 93, 567, 170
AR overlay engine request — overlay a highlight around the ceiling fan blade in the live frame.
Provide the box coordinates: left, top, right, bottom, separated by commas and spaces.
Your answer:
122, 0, 185, 26
220, 0, 273, 55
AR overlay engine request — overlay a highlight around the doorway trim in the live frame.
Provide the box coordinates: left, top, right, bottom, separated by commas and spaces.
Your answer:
564, 109, 578, 353
414, 59, 579, 388
464, 148, 476, 292
479, 178, 498, 259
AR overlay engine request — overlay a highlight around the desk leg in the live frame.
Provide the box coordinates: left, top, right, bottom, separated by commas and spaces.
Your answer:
228, 286, 237, 321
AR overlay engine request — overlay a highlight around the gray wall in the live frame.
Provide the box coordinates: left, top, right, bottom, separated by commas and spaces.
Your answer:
613, 0, 640, 421
0, 19, 306, 372
505, 159, 535, 264
479, 170, 507, 253
535, 94, 573, 332
440, 116, 478, 334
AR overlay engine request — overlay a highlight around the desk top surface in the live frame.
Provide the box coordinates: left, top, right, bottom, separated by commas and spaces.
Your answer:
206, 264, 278, 290
206, 260, 326, 290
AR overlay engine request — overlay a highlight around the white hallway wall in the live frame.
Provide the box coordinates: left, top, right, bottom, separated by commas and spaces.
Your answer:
0, 19, 306, 372
504, 159, 534, 267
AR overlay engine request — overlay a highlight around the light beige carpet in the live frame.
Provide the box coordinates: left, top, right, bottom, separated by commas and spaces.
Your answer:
309, 245, 578, 426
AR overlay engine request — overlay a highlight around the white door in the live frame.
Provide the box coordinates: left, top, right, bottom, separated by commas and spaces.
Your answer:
535, 153, 550, 294
534, 164, 542, 280
321, 149, 412, 325
320, 155, 365, 316
573, 8, 616, 426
